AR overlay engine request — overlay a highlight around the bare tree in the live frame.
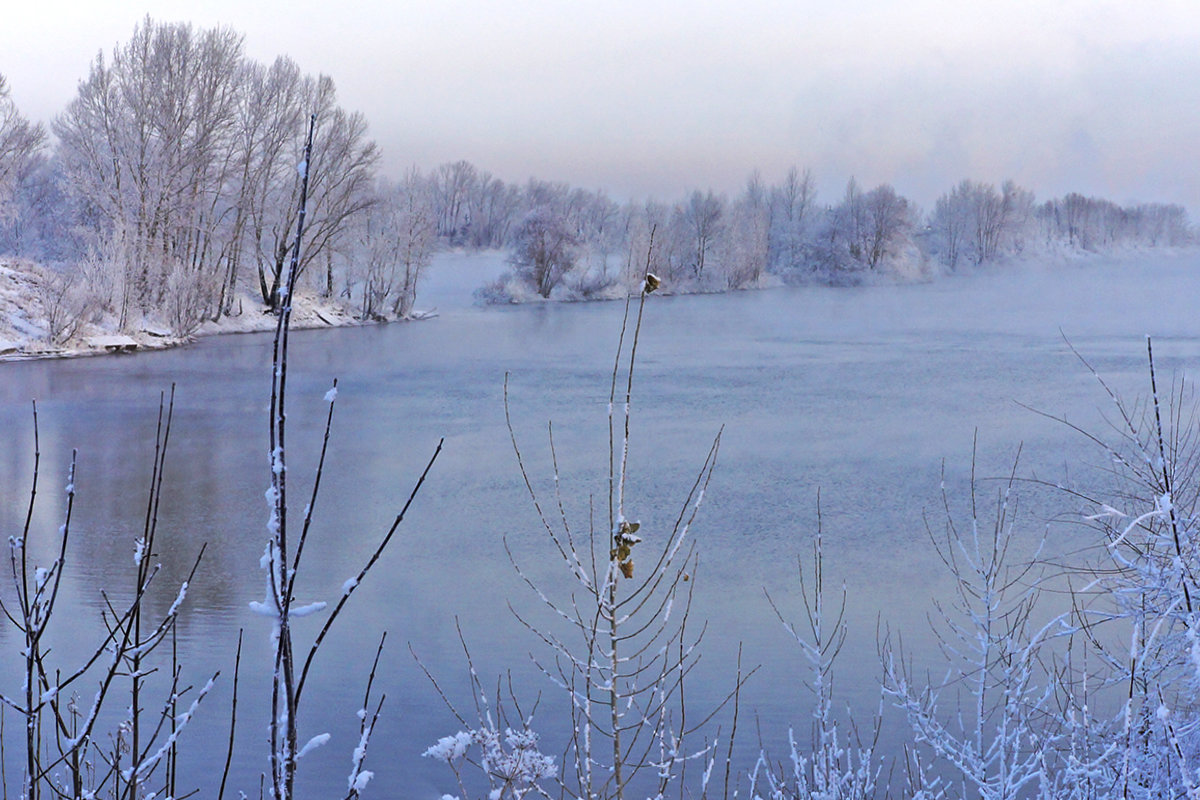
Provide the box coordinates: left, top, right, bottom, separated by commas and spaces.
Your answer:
932, 181, 972, 269
861, 183, 913, 269
722, 173, 770, 288
509, 206, 578, 298
0, 74, 47, 228
683, 189, 724, 279
768, 166, 815, 271
351, 172, 437, 319
54, 18, 244, 325
253, 74, 380, 306
431, 159, 478, 242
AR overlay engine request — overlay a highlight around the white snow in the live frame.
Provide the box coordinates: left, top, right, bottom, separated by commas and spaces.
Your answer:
297, 732, 331, 758
423, 731, 472, 762
0, 259, 369, 363
248, 598, 277, 617
289, 600, 328, 618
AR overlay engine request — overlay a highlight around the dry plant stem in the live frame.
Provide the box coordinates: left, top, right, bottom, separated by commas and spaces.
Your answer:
15, 401, 42, 800
264, 112, 442, 799
129, 385, 175, 800
217, 629, 244, 800
1146, 337, 1194, 613
503, 281, 728, 799
607, 279, 651, 800
267, 113, 316, 800
345, 633, 387, 800
294, 438, 442, 706
21, 442, 76, 800
722, 644, 745, 800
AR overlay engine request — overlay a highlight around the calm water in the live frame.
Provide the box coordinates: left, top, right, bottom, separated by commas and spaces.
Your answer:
3, 251, 1200, 795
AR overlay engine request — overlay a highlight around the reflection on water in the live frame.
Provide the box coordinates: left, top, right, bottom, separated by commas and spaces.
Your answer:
3, 252, 1200, 794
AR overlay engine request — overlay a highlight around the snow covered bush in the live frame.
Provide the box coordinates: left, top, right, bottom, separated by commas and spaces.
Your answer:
752, 526, 883, 800
1043, 340, 1200, 797
33, 265, 92, 344
876, 341, 1200, 799
883, 452, 1061, 800
499, 274, 724, 800
1, 393, 211, 800
425, 726, 557, 800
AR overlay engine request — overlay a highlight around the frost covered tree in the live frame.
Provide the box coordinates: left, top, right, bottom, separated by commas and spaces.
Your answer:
54, 18, 245, 325
431, 159, 478, 242
721, 173, 770, 288
931, 179, 1033, 268
52, 18, 379, 325
0, 74, 46, 234
350, 172, 437, 319
248, 72, 379, 307
0, 150, 77, 261
682, 189, 724, 280
1035, 192, 1190, 251
860, 183, 914, 269
466, 169, 521, 249
509, 205, 579, 298
768, 166, 816, 272
221, 55, 310, 316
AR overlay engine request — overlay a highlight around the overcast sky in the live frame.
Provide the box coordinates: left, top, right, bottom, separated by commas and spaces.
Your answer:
4, 0, 1199, 210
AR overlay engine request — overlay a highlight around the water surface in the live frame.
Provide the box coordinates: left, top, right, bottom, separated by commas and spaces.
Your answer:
2, 251, 1199, 795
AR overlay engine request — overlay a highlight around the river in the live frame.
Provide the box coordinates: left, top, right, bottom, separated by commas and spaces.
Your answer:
2, 249, 1199, 796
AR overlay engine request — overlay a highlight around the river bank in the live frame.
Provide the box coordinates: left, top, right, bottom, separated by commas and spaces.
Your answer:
2, 244, 1189, 362
0, 260, 395, 362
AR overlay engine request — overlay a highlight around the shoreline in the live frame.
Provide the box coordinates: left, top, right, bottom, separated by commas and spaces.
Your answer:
2, 244, 1191, 364
0, 273, 413, 363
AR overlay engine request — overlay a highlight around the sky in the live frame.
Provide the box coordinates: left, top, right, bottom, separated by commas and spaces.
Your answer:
4, 0, 1200, 211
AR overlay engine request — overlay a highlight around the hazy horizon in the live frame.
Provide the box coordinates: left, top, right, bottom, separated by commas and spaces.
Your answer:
5, 1, 1200, 211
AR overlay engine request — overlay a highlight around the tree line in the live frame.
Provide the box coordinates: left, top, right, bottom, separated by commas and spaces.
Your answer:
0, 18, 1192, 337
478, 170, 1191, 301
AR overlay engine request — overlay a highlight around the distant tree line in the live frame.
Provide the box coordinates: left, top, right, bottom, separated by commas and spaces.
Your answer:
0, 18, 1193, 335
471, 169, 1192, 301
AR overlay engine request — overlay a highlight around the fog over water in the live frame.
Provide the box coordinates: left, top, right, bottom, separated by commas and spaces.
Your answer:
2, 251, 1200, 794
6, 3, 1200, 208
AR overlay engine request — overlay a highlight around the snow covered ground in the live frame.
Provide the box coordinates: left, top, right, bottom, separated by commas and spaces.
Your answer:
0, 248, 515, 361
0, 261, 379, 362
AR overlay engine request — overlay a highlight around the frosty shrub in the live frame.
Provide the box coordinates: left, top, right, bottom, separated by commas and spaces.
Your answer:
752, 515, 883, 800
164, 260, 216, 337
1039, 339, 1200, 797
1, 393, 210, 800
876, 341, 1200, 799
883, 447, 1061, 800
430, 263, 742, 800
562, 262, 620, 300
33, 265, 92, 344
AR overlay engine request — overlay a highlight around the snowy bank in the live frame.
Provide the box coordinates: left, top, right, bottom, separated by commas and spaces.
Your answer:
0, 260, 382, 362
